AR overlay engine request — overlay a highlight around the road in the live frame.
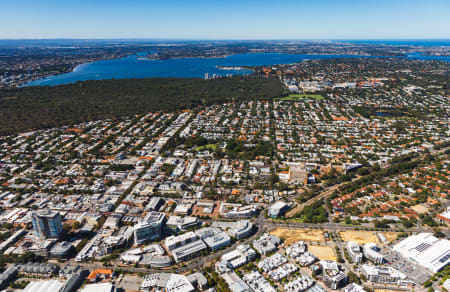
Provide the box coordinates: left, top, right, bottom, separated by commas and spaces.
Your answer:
287, 146, 449, 218
73, 213, 266, 274
64, 147, 450, 277
264, 221, 434, 233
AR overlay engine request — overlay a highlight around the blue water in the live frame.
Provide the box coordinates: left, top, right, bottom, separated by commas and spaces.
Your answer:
23, 53, 450, 87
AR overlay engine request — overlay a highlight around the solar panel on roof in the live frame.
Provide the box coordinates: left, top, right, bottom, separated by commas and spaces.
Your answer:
415, 242, 431, 252
439, 253, 450, 263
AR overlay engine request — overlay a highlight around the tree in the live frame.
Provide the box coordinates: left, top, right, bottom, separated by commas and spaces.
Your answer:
72, 221, 82, 229
423, 216, 437, 227
348, 271, 361, 284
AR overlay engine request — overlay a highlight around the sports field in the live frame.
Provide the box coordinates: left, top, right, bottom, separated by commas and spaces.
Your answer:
277, 94, 324, 101
194, 144, 218, 151
270, 228, 325, 244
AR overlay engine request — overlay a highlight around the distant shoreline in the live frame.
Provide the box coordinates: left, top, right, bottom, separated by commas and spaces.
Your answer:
21, 52, 450, 87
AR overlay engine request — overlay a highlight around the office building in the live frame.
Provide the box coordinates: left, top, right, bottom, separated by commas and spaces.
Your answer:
166, 216, 199, 232
31, 210, 63, 239
361, 264, 406, 284
268, 201, 290, 218
165, 231, 199, 251
346, 241, 363, 264
228, 220, 255, 240
171, 239, 207, 263
363, 243, 384, 264
195, 227, 231, 251
134, 212, 166, 245
253, 233, 281, 255
320, 260, 348, 290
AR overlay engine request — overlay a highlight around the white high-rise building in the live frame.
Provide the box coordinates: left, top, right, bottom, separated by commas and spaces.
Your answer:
134, 212, 166, 245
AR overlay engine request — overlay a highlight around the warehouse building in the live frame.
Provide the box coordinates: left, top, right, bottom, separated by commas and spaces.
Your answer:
393, 233, 450, 273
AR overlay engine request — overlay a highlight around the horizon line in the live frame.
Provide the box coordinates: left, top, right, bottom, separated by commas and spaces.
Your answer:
1, 38, 450, 41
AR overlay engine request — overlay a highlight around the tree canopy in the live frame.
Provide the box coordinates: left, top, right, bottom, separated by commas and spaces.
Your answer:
0, 76, 284, 135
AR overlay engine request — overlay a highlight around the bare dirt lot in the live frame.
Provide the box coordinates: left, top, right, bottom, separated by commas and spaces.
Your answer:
270, 228, 326, 245
339, 230, 398, 244
308, 245, 337, 261
191, 201, 220, 218
411, 204, 429, 214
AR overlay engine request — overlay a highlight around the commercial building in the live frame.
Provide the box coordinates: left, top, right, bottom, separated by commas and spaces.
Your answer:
393, 233, 450, 273
219, 203, 258, 218
344, 283, 365, 292
253, 233, 281, 255
147, 197, 164, 211
49, 241, 74, 258
186, 272, 208, 291
165, 231, 199, 251
166, 274, 195, 292
31, 210, 63, 239
268, 201, 290, 218
361, 264, 406, 285
103, 214, 122, 229
166, 216, 199, 232
195, 227, 231, 251
23, 280, 66, 292
218, 244, 257, 272
346, 241, 363, 264
229, 220, 255, 240
320, 260, 348, 290
80, 283, 116, 292
443, 279, 450, 291
212, 220, 255, 240
141, 273, 197, 292
165, 227, 231, 262
171, 239, 208, 263
134, 212, 166, 245
221, 272, 252, 292
0, 266, 17, 290
363, 243, 384, 264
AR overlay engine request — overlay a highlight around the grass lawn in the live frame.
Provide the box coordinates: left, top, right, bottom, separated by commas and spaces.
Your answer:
277, 94, 324, 101
195, 144, 218, 151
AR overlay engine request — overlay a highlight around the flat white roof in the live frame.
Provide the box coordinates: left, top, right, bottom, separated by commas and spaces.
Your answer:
80, 283, 114, 292
23, 280, 65, 292
393, 233, 450, 273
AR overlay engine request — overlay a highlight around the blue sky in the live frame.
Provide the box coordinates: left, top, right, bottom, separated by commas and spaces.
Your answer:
1, 0, 449, 39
